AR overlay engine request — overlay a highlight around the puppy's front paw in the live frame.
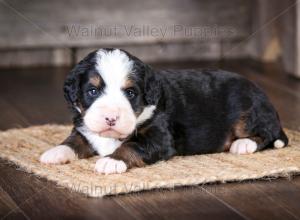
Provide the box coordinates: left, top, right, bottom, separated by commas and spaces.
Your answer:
95, 157, 127, 174
230, 138, 257, 154
40, 145, 76, 164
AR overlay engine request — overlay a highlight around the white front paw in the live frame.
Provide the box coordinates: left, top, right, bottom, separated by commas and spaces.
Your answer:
95, 157, 127, 174
40, 145, 76, 164
230, 138, 258, 154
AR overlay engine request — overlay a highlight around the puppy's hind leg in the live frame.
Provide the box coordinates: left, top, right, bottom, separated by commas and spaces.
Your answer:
228, 114, 258, 154
229, 111, 288, 155
230, 130, 288, 155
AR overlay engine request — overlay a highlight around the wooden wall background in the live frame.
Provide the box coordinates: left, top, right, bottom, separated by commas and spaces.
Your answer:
0, 0, 298, 77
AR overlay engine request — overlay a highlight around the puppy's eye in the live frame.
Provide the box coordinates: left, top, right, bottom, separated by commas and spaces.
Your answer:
87, 88, 99, 97
124, 88, 136, 99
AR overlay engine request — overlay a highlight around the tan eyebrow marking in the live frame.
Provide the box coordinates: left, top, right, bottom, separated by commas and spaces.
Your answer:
122, 78, 134, 89
89, 75, 101, 87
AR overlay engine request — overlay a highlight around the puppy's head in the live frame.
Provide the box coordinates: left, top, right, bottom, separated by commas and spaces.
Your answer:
64, 48, 160, 139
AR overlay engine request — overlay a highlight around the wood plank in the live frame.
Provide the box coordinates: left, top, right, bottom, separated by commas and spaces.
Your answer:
0, 185, 28, 219
0, 98, 30, 130
279, 0, 299, 78
0, 159, 135, 219
252, 177, 300, 218
76, 41, 224, 64
201, 179, 300, 220
0, 157, 246, 220
0, 48, 72, 68
0, 67, 71, 130
113, 187, 246, 220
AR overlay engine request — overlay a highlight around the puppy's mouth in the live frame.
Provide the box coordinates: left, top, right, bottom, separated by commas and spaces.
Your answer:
99, 129, 129, 139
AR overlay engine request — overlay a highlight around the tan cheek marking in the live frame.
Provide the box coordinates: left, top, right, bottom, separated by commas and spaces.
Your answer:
77, 103, 85, 114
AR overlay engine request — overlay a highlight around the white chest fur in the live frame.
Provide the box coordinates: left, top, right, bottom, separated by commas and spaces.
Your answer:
77, 126, 122, 156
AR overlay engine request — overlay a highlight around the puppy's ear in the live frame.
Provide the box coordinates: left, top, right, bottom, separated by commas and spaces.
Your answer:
63, 61, 87, 113
144, 65, 161, 106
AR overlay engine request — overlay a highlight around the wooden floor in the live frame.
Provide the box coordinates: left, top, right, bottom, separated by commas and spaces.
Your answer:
0, 60, 300, 220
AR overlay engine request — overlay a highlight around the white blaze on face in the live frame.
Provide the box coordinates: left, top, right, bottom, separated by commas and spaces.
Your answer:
83, 49, 137, 138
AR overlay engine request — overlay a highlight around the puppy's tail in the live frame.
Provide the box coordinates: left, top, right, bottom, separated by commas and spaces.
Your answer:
273, 129, 289, 149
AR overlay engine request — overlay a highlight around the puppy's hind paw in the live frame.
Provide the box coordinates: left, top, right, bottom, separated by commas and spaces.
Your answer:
274, 139, 286, 149
40, 145, 76, 164
230, 138, 257, 154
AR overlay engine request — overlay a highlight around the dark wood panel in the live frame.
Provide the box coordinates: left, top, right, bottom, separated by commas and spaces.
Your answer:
0, 0, 251, 49
0, 67, 71, 130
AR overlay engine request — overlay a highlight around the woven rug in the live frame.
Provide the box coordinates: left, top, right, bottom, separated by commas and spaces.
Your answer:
0, 125, 299, 197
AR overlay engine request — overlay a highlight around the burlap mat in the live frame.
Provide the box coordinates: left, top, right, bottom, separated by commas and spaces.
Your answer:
0, 125, 299, 197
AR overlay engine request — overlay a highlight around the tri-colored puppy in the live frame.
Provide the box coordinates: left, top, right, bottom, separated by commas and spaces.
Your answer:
40, 48, 288, 174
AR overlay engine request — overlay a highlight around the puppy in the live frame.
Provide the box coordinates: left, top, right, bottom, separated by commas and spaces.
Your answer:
40, 48, 288, 174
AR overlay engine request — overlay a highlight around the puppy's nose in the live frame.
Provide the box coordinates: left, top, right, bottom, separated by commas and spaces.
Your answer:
105, 117, 118, 126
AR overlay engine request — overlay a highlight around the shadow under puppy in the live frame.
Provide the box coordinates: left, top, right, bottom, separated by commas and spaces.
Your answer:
40, 48, 289, 174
